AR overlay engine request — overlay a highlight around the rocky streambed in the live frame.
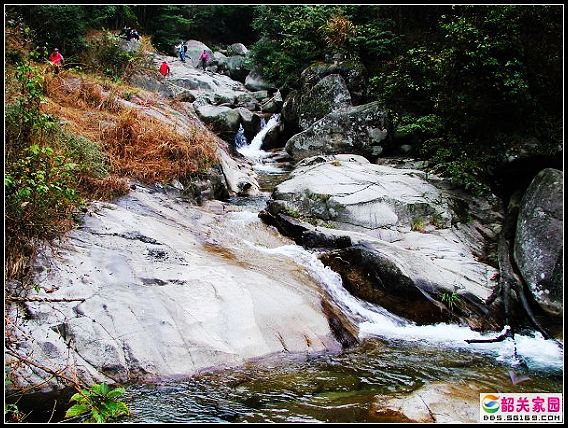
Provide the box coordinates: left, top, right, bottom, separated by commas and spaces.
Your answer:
5, 38, 563, 423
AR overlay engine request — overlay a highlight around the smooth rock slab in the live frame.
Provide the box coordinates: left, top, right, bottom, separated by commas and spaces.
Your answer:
371, 382, 480, 423
8, 187, 339, 392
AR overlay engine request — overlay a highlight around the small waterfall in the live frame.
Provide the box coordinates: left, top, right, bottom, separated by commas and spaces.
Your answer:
234, 124, 248, 148
237, 114, 281, 164
242, 240, 563, 371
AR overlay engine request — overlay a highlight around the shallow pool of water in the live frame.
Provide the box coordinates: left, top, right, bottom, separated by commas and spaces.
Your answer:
122, 338, 563, 423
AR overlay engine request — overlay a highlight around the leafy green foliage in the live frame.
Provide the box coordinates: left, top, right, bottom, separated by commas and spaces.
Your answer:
5, 61, 54, 159
81, 30, 144, 80
5, 403, 26, 423
5, 144, 79, 230
65, 383, 129, 423
250, 5, 399, 89
394, 114, 445, 146
440, 291, 461, 313
59, 132, 109, 178
6, 5, 88, 57
348, 21, 398, 63
410, 217, 426, 232
367, 5, 561, 195
250, 5, 341, 88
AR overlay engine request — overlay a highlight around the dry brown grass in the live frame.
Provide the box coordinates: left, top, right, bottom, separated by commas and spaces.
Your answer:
76, 174, 130, 201
42, 72, 220, 185
101, 109, 218, 183
44, 73, 122, 113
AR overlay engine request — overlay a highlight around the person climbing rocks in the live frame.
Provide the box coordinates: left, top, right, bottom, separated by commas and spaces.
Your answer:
183, 42, 189, 61
176, 41, 187, 62
159, 60, 171, 78
198, 49, 209, 70
48, 48, 64, 73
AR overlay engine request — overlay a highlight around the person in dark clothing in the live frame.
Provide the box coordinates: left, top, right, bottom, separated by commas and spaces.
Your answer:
119, 26, 131, 39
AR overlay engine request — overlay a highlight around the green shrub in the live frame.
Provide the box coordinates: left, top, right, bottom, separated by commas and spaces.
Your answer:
81, 30, 150, 80
396, 114, 444, 142
65, 383, 129, 423
59, 132, 108, 178
410, 217, 426, 232
5, 144, 81, 237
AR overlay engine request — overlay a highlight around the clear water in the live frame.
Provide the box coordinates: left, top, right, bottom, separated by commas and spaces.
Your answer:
122, 338, 563, 423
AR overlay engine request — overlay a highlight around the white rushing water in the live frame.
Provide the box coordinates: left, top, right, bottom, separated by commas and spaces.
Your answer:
237, 114, 283, 173
226, 212, 563, 372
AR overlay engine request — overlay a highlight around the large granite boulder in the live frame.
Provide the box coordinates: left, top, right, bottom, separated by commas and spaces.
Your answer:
236, 107, 262, 141
225, 56, 251, 83
514, 168, 563, 317
226, 43, 248, 56
261, 155, 503, 328
301, 60, 367, 104
245, 70, 276, 92
260, 90, 284, 114
185, 40, 213, 68
285, 101, 390, 160
194, 104, 241, 138
293, 74, 352, 131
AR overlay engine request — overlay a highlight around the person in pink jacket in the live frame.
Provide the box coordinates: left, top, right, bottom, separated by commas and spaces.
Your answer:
198, 50, 209, 70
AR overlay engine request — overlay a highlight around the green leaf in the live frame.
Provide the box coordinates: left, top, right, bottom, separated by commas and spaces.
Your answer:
64, 403, 90, 418
91, 382, 110, 396
103, 400, 129, 417
69, 392, 85, 403
91, 409, 106, 423
106, 387, 125, 400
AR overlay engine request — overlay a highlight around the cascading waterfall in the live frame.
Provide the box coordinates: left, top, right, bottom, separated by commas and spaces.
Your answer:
232, 224, 563, 371
236, 114, 282, 173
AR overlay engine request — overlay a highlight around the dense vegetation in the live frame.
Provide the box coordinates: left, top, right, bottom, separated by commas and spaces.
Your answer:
248, 5, 562, 194
7, 4, 562, 195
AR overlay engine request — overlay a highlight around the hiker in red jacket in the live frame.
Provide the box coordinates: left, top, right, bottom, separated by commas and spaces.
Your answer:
48, 48, 65, 73
159, 61, 171, 78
